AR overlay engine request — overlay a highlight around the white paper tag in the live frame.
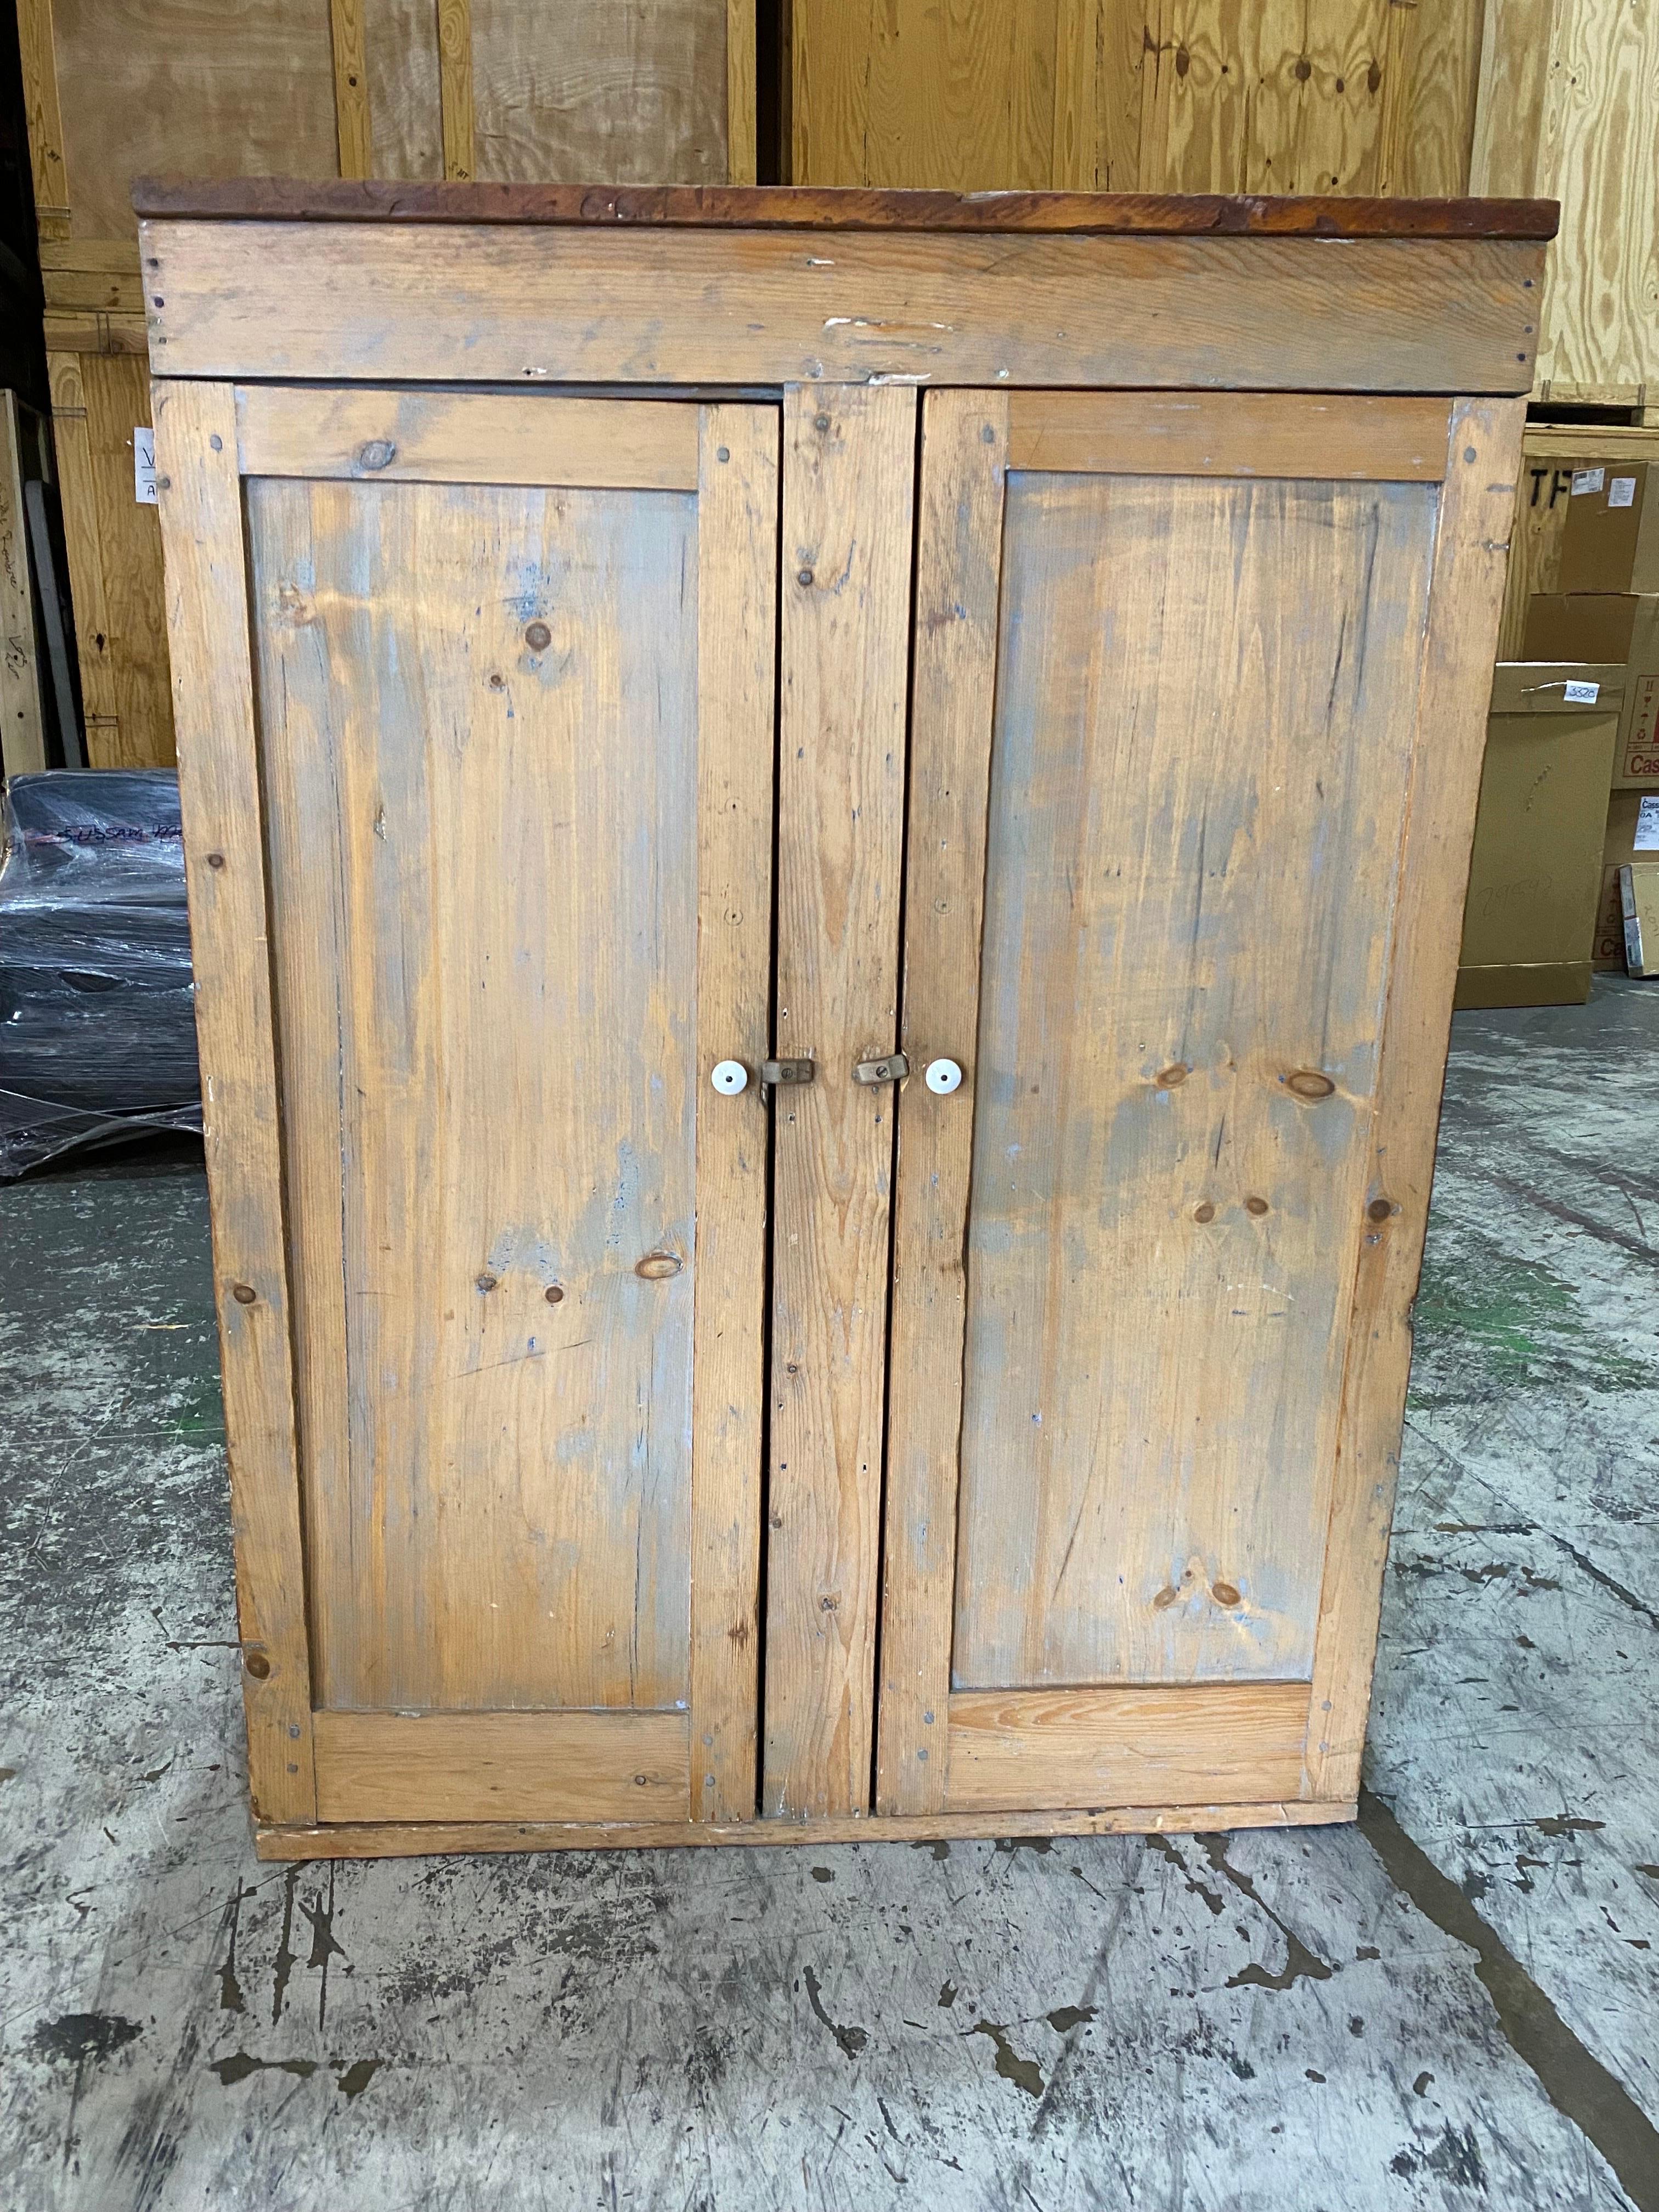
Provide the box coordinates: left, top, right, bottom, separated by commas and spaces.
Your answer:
134, 426, 157, 504
1571, 467, 1606, 495
1562, 679, 1601, 704
1636, 795, 1659, 851
1609, 475, 1638, 509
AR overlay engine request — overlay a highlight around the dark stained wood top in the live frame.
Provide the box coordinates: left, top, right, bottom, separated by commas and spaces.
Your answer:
131, 178, 1559, 242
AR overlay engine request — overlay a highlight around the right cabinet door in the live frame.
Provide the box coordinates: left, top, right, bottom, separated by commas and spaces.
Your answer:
877, 388, 1473, 1822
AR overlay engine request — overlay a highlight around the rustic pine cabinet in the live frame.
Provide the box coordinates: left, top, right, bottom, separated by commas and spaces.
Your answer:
139, 181, 1551, 1860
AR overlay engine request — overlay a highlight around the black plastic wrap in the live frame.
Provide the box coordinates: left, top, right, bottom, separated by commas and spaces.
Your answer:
0, 771, 201, 1176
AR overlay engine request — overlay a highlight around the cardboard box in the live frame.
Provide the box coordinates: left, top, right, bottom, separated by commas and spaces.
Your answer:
1619, 864, 1659, 976
1522, 594, 1659, 786
1593, 791, 1659, 967
1455, 664, 1624, 1009
1558, 462, 1659, 595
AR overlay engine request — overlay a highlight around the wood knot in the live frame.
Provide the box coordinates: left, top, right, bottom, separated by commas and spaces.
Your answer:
544, 1283, 565, 1304
1212, 1581, 1242, 1607
230, 1283, 256, 1305
1367, 1198, 1393, 1223
1245, 1196, 1269, 1216
1155, 1063, 1189, 1088
242, 1650, 272, 1679
475, 1272, 499, 1293
355, 438, 396, 471
635, 1252, 683, 1280
1285, 1069, 1335, 1101
1153, 1583, 1181, 1609
523, 620, 552, 652
1193, 1201, 1216, 1223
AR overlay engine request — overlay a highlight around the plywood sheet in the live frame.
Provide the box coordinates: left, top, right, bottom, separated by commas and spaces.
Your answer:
52, 0, 339, 241
470, 0, 728, 185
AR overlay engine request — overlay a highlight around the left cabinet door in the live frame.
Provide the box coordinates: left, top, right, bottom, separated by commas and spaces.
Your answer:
157, 384, 779, 1834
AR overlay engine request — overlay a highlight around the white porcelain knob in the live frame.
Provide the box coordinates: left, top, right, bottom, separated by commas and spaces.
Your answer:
925, 1058, 963, 1095
711, 1060, 749, 1096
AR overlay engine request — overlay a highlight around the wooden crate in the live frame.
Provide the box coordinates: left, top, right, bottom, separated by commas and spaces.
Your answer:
788, 0, 1486, 195
16, 0, 757, 767
1471, 0, 1659, 414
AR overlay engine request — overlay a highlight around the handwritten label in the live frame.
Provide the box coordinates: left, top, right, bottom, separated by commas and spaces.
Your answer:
1563, 679, 1600, 705
134, 426, 157, 505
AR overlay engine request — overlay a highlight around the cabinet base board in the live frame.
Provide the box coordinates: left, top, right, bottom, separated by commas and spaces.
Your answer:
256, 1798, 1357, 1863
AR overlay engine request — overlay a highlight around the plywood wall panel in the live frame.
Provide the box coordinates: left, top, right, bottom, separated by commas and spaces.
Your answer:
469, 0, 729, 186
51, 0, 340, 241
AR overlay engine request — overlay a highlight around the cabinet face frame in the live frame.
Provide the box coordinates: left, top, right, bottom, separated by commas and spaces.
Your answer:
156, 380, 779, 1830
142, 188, 1537, 1860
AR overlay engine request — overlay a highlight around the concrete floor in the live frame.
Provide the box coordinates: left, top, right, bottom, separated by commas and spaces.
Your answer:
2, 979, 1657, 2212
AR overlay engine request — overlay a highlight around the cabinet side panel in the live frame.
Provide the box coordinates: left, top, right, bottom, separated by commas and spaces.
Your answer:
1308, 398, 1527, 1801
765, 383, 916, 1820
152, 379, 317, 1825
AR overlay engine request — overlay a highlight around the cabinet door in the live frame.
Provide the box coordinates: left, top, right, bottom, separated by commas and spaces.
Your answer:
160, 385, 777, 1830
877, 389, 1519, 1821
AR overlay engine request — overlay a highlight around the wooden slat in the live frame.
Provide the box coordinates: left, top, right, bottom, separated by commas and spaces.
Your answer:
153, 378, 317, 1826
1006, 392, 1453, 481
1305, 397, 1528, 1805
43, 267, 145, 313
437, 0, 476, 182
46, 352, 114, 736
139, 221, 1548, 396
257, 1795, 1357, 1860
313, 1711, 691, 1822
131, 177, 1561, 238
763, 383, 916, 1820
39, 240, 144, 273
329, 0, 373, 179
235, 386, 701, 488
76, 354, 172, 767
15, 0, 69, 234
0, 396, 48, 776
687, 403, 778, 1821
42, 311, 148, 356
945, 1685, 1311, 1813
726, 0, 757, 184
875, 390, 1008, 1820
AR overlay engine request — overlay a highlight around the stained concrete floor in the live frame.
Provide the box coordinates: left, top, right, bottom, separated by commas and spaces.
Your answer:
3, 979, 1657, 2212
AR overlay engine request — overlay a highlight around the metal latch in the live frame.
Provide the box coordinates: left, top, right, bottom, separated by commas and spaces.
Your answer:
761, 1058, 815, 1086
852, 1052, 909, 1086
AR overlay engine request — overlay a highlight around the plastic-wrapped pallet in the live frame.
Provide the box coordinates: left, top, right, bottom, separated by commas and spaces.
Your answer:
0, 771, 200, 1176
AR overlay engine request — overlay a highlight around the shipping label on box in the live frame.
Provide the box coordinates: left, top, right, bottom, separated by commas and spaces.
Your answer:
1616, 668, 1659, 787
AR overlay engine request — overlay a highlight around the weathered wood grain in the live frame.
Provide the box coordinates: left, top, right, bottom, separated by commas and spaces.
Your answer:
688, 403, 778, 1821
235, 385, 701, 487
256, 1794, 1355, 1859
436, 0, 475, 181
764, 384, 916, 1820
0, 395, 48, 775
256, 466, 704, 1718
1005, 391, 1452, 479
876, 390, 1008, 1819
1305, 397, 1528, 1804
132, 176, 1560, 236
140, 221, 1547, 394
949, 459, 1437, 1694
329, 0, 372, 178
944, 1684, 1311, 1812
152, 378, 316, 1825
313, 1710, 692, 1822
15, 0, 69, 234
